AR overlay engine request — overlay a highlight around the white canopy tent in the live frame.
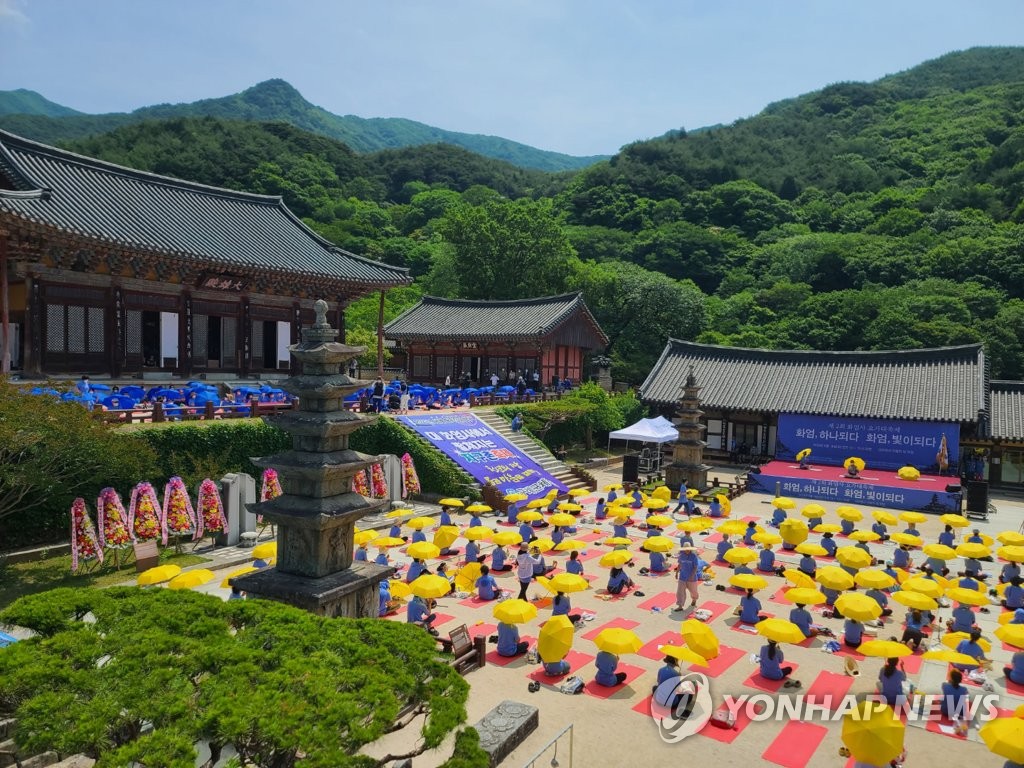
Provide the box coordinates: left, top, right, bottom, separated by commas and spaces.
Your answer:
608, 416, 678, 445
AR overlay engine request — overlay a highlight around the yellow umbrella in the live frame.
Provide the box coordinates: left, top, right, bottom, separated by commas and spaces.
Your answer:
891, 590, 938, 611
599, 550, 633, 568
388, 580, 412, 599
840, 701, 909, 764
503, 493, 528, 503
456, 562, 484, 585
859, 639, 913, 658
941, 632, 992, 653
899, 511, 926, 524
593, 627, 643, 655
922, 649, 983, 666
517, 510, 543, 522
902, 577, 943, 598
897, 466, 920, 481
855, 569, 896, 589
659, 644, 708, 667
406, 516, 435, 530
603, 537, 634, 547
795, 448, 812, 461
715, 494, 732, 516
373, 536, 406, 549
168, 569, 215, 590
643, 536, 677, 554
686, 488, 700, 499
940, 513, 970, 528
646, 514, 673, 529
816, 566, 855, 591
850, 530, 880, 542
432, 526, 460, 550
844, 456, 866, 472
835, 593, 883, 621
537, 614, 575, 663
995, 624, 1024, 650
812, 523, 842, 534
716, 520, 747, 536
220, 565, 257, 588
801, 503, 826, 519
890, 533, 922, 547
836, 506, 863, 522
981, 715, 1024, 764
493, 599, 538, 624
780, 518, 809, 545
493, 531, 524, 547
644, 498, 669, 511
407, 541, 441, 560
603, 483, 623, 491
549, 513, 577, 527
465, 504, 492, 514
841, 702, 905, 766
772, 497, 796, 510
526, 498, 549, 509
385, 508, 414, 518
997, 531, 1024, 546
922, 543, 957, 560
541, 572, 590, 594
946, 586, 990, 606
783, 569, 816, 589
752, 531, 783, 545
409, 574, 452, 599
729, 573, 768, 591
252, 542, 277, 560
871, 510, 899, 526
678, 518, 713, 532
554, 539, 587, 551
439, 498, 465, 508
784, 587, 826, 605
724, 547, 757, 565
956, 542, 991, 559
757, 618, 807, 645
137, 564, 182, 586
681, 619, 720, 660
531, 538, 555, 553
354, 529, 380, 547
651, 486, 672, 501
796, 542, 828, 557
999, 545, 1024, 563
568, 488, 589, 498
556, 503, 583, 514
836, 546, 872, 570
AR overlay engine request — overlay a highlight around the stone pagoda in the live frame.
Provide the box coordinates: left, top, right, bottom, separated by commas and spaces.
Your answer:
665, 366, 711, 492
231, 299, 394, 617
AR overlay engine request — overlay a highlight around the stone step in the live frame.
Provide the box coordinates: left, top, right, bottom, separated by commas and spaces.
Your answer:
20, 752, 59, 768
51, 756, 96, 768
0, 721, 12, 740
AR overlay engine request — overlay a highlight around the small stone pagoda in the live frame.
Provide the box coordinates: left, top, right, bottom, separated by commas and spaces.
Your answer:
665, 367, 711, 492
231, 299, 394, 617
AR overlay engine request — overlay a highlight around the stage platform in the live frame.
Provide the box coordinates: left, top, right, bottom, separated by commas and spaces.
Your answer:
748, 460, 962, 513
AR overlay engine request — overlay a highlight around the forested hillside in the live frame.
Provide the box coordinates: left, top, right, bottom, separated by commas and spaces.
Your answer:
48, 47, 1024, 383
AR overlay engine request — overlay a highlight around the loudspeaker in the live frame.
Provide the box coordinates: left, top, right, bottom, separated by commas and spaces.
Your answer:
750, 467, 762, 475
622, 454, 639, 483
966, 480, 988, 513
945, 483, 961, 494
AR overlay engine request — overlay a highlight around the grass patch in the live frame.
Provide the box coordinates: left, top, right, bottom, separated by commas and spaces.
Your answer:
0, 550, 209, 609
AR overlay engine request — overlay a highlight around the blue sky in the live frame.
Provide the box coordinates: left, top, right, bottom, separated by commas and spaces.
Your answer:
1, 0, 1022, 156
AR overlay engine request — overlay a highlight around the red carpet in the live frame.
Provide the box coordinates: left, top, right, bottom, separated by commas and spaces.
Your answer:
758, 460, 949, 487
582, 662, 646, 699
804, 670, 854, 710
762, 721, 828, 768
742, 663, 801, 693
690, 643, 746, 677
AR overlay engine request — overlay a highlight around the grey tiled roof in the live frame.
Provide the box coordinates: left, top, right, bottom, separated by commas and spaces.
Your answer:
639, 339, 986, 422
385, 293, 609, 345
0, 130, 409, 288
990, 381, 1024, 440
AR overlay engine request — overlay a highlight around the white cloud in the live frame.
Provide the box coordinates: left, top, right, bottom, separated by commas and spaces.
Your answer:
0, 0, 29, 24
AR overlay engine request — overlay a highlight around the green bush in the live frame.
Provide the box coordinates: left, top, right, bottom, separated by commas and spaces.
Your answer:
439, 728, 490, 768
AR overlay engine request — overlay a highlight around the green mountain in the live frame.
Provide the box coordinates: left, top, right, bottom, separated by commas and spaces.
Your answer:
0, 79, 606, 172
0, 88, 83, 117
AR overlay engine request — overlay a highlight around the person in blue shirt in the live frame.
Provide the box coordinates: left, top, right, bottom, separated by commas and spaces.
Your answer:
505, 503, 518, 526
476, 565, 499, 600
798, 553, 817, 577
631, 487, 643, 508
758, 545, 777, 574
374, 549, 390, 567
924, 555, 950, 576
716, 534, 733, 563
1002, 562, 1022, 584
844, 618, 863, 648
882, 561, 900, 583
871, 521, 890, 541
790, 603, 816, 638
958, 571, 980, 591
771, 505, 787, 527
903, 525, 921, 537
938, 525, 955, 547
1013, 607, 1024, 624
406, 558, 429, 583
733, 562, 754, 576
840, 518, 855, 536
595, 498, 607, 520
607, 488, 618, 503
876, 658, 907, 707
675, 548, 707, 611
1004, 649, 1024, 685
354, 544, 368, 562
892, 545, 911, 570
679, 531, 695, 548
953, 629, 986, 670
743, 521, 758, 546
407, 595, 436, 630
901, 609, 926, 651
708, 499, 723, 518
490, 545, 511, 572
1002, 577, 1024, 609
653, 656, 684, 710
469, 513, 484, 528
542, 657, 571, 676
440, 508, 454, 527
518, 520, 535, 543
646, 523, 663, 538
595, 650, 627, 686
865, 588, 893, 617
378, 581, 391, 617
565, 550, 584, 575
820, 533, 837, 558
411, 528, 427, 544
758, 640, 793, 681
968, 529, 984, 544
739, 589, 766, 624
948, 603, 978, 635
465, 540, 485, 564
649, 549, 669, 573
551, 525, 565, 547
552, 591, 581, 623
496, 621, 528, 657
854, 539, 872, 556
940, 669, 969, 719
671, 481, 689, 513
822, 586, 840, 610
612, 518, 629, 540
607, 567, 635, 595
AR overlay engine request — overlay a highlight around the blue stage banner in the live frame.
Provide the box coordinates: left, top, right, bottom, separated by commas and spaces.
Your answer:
775, 414, 960, 472
748, 472, 961, 514
396, 412, 568, 498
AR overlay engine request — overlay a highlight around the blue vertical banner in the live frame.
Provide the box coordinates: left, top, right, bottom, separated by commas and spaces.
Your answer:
775, 414, 960, 473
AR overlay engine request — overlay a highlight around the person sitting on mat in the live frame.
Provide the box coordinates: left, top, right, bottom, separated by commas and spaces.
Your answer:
612, 517, 630, 540
844, 617, 864, 648
410, 527, 427, 544
845, 460, 860, 478
876, 657, 907, 707
948, 602, 978, 634
968, 528, 984, 544
533, 550, 555, 576
903, 524, 921, 538
1004, 648, 1024, 686
374, 549, 391, 567
565, 550, 584, 575
733, 561, 754, 576
938, 524, 955, 548
798, 552, 817, 578
552, 591, 582, 623
743, 521, 758, 546
1002, 577, 1024, 609
939, 668, 969, 719
464, 539, 486, 565
496, 620, 529, 657
607, 566, 635, 595
1001, 560, 1021, 585
551, 525, 565, 547
871, 520, 890, 542
595, 649, 628, 686
716, 534, 733, 563
892, 545, 911, 570
771, 504, 788, 527
902, 610, 927, 651
518, 520, 536, 544
739, 588, 767, 624
505, 503, 519, 526
407, 595, 437, 633
840, 518, 856, 536
790, 603, 818, 638
758, 544, 777, 574
595, 497, 607, 520
649, 548, 670, 573
823, 586, 841, 614
653, 656, 698, 718
406, 558, 430, 583
759, 639, 796, 684
958, 570, 981, 591
821, 532, 838, 558
354, 543, 368, 562
491, 544, 511, 572
953, 629, 987, 671
708, 498, 724, 518
475, 565, 499, 601
542, 655, 571, 677
865, 587, 893, 617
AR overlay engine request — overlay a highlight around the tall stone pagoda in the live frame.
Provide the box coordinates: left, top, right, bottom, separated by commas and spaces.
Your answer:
665, 366, 711, 492
231, 299, 394, 617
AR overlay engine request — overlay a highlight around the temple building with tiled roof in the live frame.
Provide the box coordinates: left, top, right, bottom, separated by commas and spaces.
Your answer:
0, 129, 409, 377
384, 293, 608, 386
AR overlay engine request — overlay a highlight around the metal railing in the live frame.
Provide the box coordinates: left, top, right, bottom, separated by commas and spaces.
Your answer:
520, 723, 573, 768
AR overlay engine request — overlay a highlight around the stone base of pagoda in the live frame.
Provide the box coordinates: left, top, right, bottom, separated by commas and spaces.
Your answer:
230, 561, 395, 618
666, 462, 710, 494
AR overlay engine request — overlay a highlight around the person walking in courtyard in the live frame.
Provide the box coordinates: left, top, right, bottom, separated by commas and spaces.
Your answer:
674, 546, 707, 612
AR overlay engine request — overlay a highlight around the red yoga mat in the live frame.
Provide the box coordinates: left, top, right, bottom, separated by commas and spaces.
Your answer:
581, 617, 640, 641
696, 600, 731, 622
526, 650, 595, 683
637, 630, 686, 661
431, 612, 457, 629
742, 663, 801, 693
761, 721, 828, 768
467, 622, 497, 639
804, 670, 854, 711
697, 700, 754, 744
582, 662, 645, 699
689, 643, 745, 678
638, 591, 676, 611
485, 635, 535, 667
